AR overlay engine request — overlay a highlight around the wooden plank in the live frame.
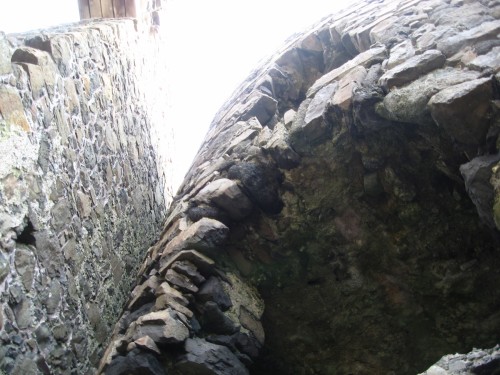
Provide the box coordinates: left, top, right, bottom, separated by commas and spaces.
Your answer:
113, 0, 126, 17
89, 0, 103, 18
78, 0, 91, 19
124, 0, 137, 17
101, 0, 115, 17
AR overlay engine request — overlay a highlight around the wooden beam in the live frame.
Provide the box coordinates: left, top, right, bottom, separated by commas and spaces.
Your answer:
101, 0, 115, 17
89, 0, 102, 18
113, 0, 126, 17
124, 0, 137, 17
78, 0, 91, 19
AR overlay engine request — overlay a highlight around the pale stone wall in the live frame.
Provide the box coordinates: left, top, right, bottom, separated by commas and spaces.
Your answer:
0, 18, 172, 374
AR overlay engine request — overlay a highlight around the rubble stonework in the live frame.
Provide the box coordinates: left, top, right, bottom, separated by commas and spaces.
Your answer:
0, 19, 172, 374
2, 0, 500, 374
96, 0, 500, 374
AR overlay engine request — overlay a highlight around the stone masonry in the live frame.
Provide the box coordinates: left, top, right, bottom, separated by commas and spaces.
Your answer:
99, 0, 500, 374
0, 16, 172, 375
2, 0, 500, 374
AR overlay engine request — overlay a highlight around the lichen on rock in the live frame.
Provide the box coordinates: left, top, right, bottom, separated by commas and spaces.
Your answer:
100, 0, 500, 373
3, 0, 500, 374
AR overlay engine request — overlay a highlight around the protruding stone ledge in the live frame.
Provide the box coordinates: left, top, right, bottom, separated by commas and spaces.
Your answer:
98, 0, 500, 374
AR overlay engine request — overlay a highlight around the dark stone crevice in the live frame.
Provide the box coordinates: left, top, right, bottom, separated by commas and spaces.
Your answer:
16, 219, 36, 246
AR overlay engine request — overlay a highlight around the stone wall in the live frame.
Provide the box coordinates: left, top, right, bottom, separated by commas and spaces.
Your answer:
0, 17, 172, 374
99, 0, 500, 374
419, 345, 500, 375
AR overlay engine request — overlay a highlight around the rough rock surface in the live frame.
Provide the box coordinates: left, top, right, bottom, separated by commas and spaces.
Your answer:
0, 15, 172, 375
2, 0, 500, 374
176, 338, 249, 375
419, 346, 500, 375
98, 0, 500, 374
93, 0, 500, 374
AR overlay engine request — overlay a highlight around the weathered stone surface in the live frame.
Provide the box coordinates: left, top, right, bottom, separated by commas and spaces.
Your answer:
133, 336, 161, 355
76, 190, 92, 218
197, 276, 232, 311
227, 162, 283, 215
305, 83, 337, 125
165, 268, 199, 294
12, 297, 32, 330
468, 46, 500, 72
50, 199, 71, 232
128, 276, 159, 311
283, 109, 296, 128
0, 252, 9, 282
261, 122, 301, 169
162, 218, 229, 256
92, 1, 500, 375
493, 161, 500, 231
155, 293, 193, 318
120, 304, 154, 335
352, 65, 387, 132
386, 39, 415, 69
307, 44, 386, 97
460, 154, 500, 228
14, 246, 36, 291
11, 47, 50, 65
224, 124, 262, 156
377, 68, 480, 125
105, 350, 164, 375
369, 10, 413, 46
429, 77, 493, 147
290, 83, 337, 149
437, 20, 500, 57
240, 93, 278, 126
419, 346, 500, 375
273, 46, 324, 103
53, 324, 69, 342
159, 250, 215, 276
176, 338, 249, 375
379, 49, 446, 90
172, 261, 206, 285
0, 86, 30, 132
186, 203, 224, 223
1, 16, 171, 375
238, 306, 264, 345
299, 32, 323, 53
156, 282, 189, 306
130, 309, 189, 344
201, 301, 239, 335
195, 178, 253, 221
233, 332, 262, 360
331, 65, 367, 110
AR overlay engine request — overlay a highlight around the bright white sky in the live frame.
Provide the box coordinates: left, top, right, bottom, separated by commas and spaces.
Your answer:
0, 0, 355, 189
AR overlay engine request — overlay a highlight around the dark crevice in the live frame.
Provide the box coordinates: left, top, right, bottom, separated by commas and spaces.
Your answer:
306, 277, 325, 286
16, 220, 36, 246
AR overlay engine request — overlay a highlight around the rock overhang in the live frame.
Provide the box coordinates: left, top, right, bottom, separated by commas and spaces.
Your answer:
98, 0, 500, 374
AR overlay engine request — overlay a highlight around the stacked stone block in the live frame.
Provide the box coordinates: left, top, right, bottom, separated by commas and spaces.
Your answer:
100, 0, 500, 374
0, 18, 171, 374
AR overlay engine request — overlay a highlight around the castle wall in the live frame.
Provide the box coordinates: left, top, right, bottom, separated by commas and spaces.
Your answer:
0, 18, 172, 374
97, 0, 500, 374
1, 0, 500, 374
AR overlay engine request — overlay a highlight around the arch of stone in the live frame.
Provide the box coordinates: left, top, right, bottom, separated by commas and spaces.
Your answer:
98, 0, 500, 373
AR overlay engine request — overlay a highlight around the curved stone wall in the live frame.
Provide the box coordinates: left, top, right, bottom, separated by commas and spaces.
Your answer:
99, 0, 500, 373
0, 19, 171, 374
